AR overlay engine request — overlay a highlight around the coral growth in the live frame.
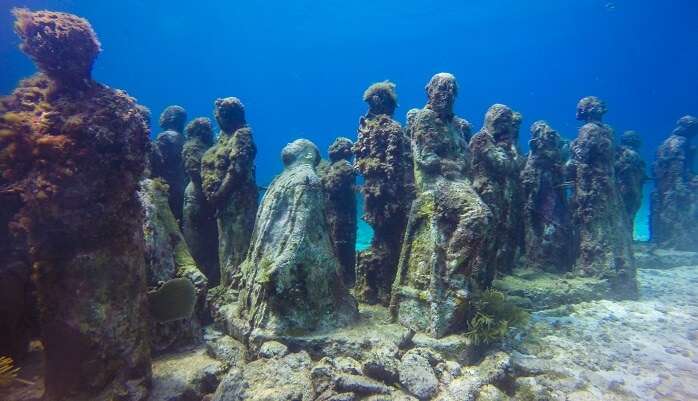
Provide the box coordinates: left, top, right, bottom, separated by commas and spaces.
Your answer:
465, 289, 529, 346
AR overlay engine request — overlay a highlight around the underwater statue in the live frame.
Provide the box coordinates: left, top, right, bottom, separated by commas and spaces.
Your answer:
151, 105, 187, 223
520, 121, 574, 272
320, 137, 358, 286
0, 9, 151, 400
237, 139, 358, 336
182, 118, 220, 285
569, 96, 637, 297
614, 130, 646, 233
390, 73, 493, 338
201, 97, 257, 287
650, 115, 698, 250
469, 104, 522, 275
353, 81, 414, 305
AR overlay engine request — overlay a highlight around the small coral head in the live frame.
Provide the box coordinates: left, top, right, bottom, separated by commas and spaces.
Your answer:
576, 96, 607, 123
329, 137, 354, 162
214, 97, 246, 133
159, 105, 187, 132
672, 115, 698, 138
363, 81, 398, 116
484, 103, 514, 141
282, 139, 320, 168
426, 73, 457, 115
620, 130, 641, 149
185, 117, 214, 144
13, 8, 101, 84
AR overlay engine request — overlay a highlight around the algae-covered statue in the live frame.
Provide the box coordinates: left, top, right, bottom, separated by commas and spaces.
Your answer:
650, 115, 698, 250
390, 73, 493, 338
320, 137, 357, 286
0, 9, 151, 400
353, 81, 414, 305
237, 139, 358, 337
570, 96, 637, 297
614, 130, 646, 233
151, 105, 187, 223
182, 118, 220, 285
469, 104, 523, 275
520, 121, 574, 272
201, 97, 257, 287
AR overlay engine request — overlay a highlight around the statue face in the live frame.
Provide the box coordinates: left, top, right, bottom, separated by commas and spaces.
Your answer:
427, 73, 457, 114
485, 104, 514, 142
575, 96, 607, 123
282, 139, 320, 168
214, 97, 246, 133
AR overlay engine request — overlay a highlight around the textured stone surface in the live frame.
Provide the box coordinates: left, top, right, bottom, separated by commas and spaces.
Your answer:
150, 347, 226, 401
614, 130, 646, 234
391, 73, 493, 338
398, 351, 439, 400
151, 105, 187, 223
633, 244, 698, 269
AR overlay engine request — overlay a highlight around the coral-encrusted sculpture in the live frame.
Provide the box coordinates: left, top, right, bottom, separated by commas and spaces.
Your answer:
569, 97, 637, 297
470, 104, 523, 276
520, 121, 574, 272
237, 139, 357, 336
201, 97, 257, 287
390, 73, 493, 338
182, 118, 220, 285
320, 137, 357, 286
650, 116, 698, 250
614, 130, 646, 234
0, 9, 151, 400
151, 105, 187, 223
353, 81, 413, 305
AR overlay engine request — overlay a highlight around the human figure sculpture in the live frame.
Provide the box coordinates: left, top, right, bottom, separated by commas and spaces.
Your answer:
201, 98, 257, 287
152, 105, 187, 223
521, 121, 574, 272
182, 118, 220, 285
237, 139, 358, 336
321, 137, 358, 286
390, 73, 493, 338
570, 96, 637, 297
0, 9, 151, 400
614, 130, 646, 234
650, 116, 698, 250
353, 81, 413, 305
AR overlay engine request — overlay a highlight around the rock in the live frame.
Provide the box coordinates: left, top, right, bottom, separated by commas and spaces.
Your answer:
205, 329, 246, 367
362, 346, 400, 384
259, 341, 289, 359
437, 352, 511, 401
411, 333, 478, 365
475, 384, 509, 401
434, 361, 462, 385
334, 373, 392, 395
633, 245, 698, 269
513, 377, 565, 401
150, 347, 226, 401
236, 139, 357, 336
399, 351, 439, 400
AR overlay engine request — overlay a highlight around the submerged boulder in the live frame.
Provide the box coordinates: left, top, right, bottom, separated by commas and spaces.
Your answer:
237, 139, 358, 337
0, 9, 151, 400
390, 73, 493, 338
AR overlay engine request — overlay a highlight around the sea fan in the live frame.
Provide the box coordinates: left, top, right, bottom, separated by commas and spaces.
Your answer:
0, 356, 20, 387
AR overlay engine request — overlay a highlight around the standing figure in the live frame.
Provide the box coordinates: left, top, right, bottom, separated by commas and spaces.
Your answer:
469, 104, 521, 275
390, 73, 493, 338
0, 9, 151, 400
614, 130, 646, 235
182, 118, 220, 285
201, 98, 257, 287
353, 81, 413, 305
152, 105, 187, 223
321, 137, 357, 286
520, 121, 573, 272
237, 139, 357, 336
650, 116, 698, 250
570, 96, 637, 297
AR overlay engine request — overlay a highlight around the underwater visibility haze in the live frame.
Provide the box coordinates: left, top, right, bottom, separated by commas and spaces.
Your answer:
1, 1, 698, 401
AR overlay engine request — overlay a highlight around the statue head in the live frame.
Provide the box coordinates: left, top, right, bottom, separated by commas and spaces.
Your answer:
529, 120, 561, 154
214, 97, 246, 133
184, 117, 214, 146
328, 137, 354, 163
426, 73, 458, 117
484, 104, 514, 142
13, 8, 101, 85
282, 139, 320, 168
159, 105, 187, 133
363, 81, 398, 116
620, 130, 641, 150
672, 115, 698, 138
576, 96, 607, 123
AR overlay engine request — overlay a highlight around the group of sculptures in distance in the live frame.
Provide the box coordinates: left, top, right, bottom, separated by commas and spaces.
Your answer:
1, 8, 697, 401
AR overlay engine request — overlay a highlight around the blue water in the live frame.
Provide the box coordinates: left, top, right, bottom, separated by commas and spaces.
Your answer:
2, 0, 696, 242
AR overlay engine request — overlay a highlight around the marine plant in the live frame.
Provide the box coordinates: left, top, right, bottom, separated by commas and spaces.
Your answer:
0, 356, 19, 387
466, 289, 529, 345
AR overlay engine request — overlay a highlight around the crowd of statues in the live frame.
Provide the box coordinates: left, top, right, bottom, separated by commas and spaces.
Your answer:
1, 8, 697, 401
